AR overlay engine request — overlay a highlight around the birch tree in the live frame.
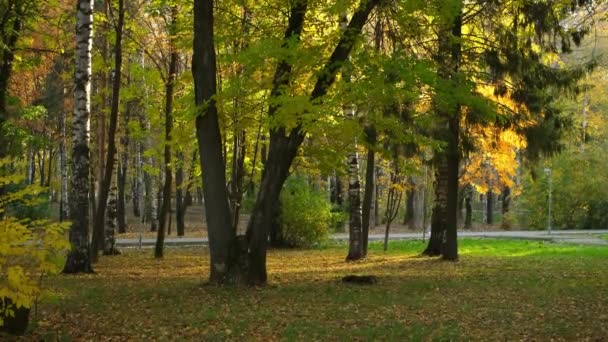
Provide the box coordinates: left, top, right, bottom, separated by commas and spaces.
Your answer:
63, 0, 94, 273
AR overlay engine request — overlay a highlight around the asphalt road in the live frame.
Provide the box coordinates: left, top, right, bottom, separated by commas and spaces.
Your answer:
115, 229, 608, 248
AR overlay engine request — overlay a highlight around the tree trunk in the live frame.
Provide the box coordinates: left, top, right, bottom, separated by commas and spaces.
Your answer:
443, 114, 460, 261
440, 7, 463, 262
486, 189, 494, 225
501, 186, 510, 214
38, 151, 45, 187
117, 142, 127, 233
423, 158, 448, 257
64, 0, 94, 274
346, 144, 363, 261
175, 151, 185, 236
91, 0, 124, 261
330, 172, 343, 206
27, 149, 35, 185
117, 100, 130, 233
361, 125, 376, 257
132, 140, 142, 218
374, 166, 381, 225
422, 4, 462, 261
0, 5, 23, 158
104, 157, 120, 255
46, 149, 54, 187
155, 13, 178, 258
193, 0, 242, 284
59, 106, 68, 221
340, 11, 364, 262
405, 177, 415, 225
229, 128, 246, 233
464, 184, 472, 229
245, 0, 378, 284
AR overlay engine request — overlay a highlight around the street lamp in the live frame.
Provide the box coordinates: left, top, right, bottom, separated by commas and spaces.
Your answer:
544, 168, 552, 234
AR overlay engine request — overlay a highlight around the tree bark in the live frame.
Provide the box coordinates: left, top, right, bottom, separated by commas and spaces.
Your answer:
245, 0, 378, 284
132, 140, 142, 218
175, 151, 185, 236
91, 0, 124, 262
464, 184, 472, 229
104, 156, 120, 255
361, 126, 376, 257
405, 177, 415, 225
501, 186, 510, 214
422, 4, 462, 261
117, 92, 131, 233
193, 0, 241, 284
155, 10, 178, 258
486, 189, 494, 225
0, 4, 23, 158
440, 7, 463, 262
64, 0, 94, 274
423, 158, 448, 256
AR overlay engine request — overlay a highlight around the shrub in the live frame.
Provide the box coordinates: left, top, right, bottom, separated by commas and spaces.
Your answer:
279, 177, 332, 247
0, 159, 70, 332
519, 147, 608, 230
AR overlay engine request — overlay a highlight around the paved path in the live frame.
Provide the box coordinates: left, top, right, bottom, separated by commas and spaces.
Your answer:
116, 229, 608, 248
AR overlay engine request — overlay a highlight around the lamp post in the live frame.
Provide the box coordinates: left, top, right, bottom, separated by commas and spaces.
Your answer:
544, 168, 552, 234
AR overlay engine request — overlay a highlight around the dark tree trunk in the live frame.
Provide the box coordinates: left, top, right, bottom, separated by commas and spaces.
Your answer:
155, 9, 178, 259
405, 177, 415, 225
464, 185, 472, 229
91, 0, 124, 261
442, 115, 460, 261
486, 190, 494, 225
361, 125, 376, 257
440, 8, 463, 262
131, 141, 141, 218
374, 166, 381, 225
117, 154, 127, 233
46, 149, 54, 187
38, 151, 45, 187
193, 0, 242, 284
330, 172, 343, 206
230, 129, 246, 232
422, 4, 462, 261
175, 151, 186, 236
0, 6, 23, 158
117, 91, 131, 233
245, 0, 378, 284
501, 186, 510, 214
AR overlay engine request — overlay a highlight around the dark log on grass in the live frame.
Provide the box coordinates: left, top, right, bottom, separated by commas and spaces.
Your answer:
341, 275, 377, 285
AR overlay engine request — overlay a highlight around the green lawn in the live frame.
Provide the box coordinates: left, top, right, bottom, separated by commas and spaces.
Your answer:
16, 239, 608, 341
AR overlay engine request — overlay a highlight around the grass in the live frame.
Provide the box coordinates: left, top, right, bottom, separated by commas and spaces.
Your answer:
14, 239, 608, 341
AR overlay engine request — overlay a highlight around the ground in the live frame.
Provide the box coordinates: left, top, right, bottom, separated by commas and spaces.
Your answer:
11, 239, 608, 341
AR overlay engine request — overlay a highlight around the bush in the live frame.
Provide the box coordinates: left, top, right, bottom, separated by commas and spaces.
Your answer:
519, 147, 608, 230
279, 177, 332, 247
0, 159, 70, 333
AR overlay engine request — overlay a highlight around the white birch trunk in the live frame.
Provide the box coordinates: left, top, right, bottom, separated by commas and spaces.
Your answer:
104, 155, 119, 254
64, 0, 93, 273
